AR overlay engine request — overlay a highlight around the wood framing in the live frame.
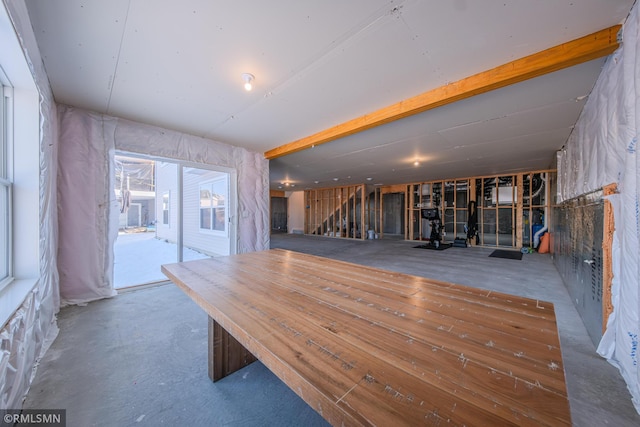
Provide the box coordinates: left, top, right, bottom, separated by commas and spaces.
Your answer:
398, 170, 554, 246
265, 26, 621, 160
602, 183, 618, 332
304, 184, 366, 239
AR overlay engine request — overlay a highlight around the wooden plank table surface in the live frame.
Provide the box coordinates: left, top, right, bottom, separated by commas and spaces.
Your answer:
161, 249, 571, 426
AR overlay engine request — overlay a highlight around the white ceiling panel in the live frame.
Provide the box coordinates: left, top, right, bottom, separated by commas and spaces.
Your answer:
402, 0, 630, 83
270, 58, 608, 188
23, 0, 634, 189
26, 0, 130, 111
438, 100, 585, 148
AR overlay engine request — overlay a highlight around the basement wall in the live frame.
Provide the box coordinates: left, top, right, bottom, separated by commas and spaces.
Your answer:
0, 0, 60, 409
557, 3, 640, 412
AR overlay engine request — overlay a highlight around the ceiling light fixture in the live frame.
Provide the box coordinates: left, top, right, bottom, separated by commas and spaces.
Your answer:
242, 73, 254, 91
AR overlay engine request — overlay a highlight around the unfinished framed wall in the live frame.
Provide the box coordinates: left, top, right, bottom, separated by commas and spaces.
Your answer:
301, 171, 553, 246
406, 180, 471, 242
304, 185, 369, 239
401, 170, 554, 248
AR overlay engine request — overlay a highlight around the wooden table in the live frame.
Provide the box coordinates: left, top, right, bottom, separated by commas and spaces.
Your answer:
162, 249, 571, 426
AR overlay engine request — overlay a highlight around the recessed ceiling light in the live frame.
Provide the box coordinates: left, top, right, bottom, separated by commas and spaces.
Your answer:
414, 161, 420, 166
333, 178, 339, 181
314, 181, 319, 184
366, 177, 373, 181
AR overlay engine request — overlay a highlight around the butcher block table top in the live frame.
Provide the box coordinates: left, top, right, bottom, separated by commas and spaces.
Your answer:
161, 248, 571, 426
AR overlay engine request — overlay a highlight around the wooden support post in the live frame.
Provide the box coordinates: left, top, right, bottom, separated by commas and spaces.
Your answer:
360, 185, 365, 240
208, 316, 257, 382
602, 183, 617, 333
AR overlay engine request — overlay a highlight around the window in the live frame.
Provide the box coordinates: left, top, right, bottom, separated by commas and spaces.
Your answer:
0, 82, 12, 290
199, 177, 227, 234
162, 191, 170, 225
0, 6, 43, 327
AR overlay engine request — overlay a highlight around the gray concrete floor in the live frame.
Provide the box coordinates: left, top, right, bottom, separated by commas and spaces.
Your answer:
23, 233, 640, 426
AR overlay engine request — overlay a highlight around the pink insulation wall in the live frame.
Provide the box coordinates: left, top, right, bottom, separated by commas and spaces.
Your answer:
55, 106, 270, 304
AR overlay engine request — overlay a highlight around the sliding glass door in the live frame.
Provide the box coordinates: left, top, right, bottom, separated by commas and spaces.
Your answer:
114, 153, 236, 289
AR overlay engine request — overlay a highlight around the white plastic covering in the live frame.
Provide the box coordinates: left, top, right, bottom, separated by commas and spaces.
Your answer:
56, 105, 270, 305
111, 113, 270, 255
558, 4, 640, 412
0, 0, 60, 410
57, 107, 118, 304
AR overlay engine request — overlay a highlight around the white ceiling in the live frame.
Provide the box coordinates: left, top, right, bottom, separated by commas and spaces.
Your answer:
24, 0, 634, 190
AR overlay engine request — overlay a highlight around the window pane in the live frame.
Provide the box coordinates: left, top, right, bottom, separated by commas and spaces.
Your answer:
0, 86, 5, 179
0, 184, 8, 281
213, 207, 225, 232
200, 208, 211, 229
200, 187, 212, 208
211, 180, 226, 207
162, 192, 169, 225
0, 85, 8, 282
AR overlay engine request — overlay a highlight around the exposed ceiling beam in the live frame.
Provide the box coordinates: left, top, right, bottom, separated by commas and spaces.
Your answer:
265, 25, 621, 160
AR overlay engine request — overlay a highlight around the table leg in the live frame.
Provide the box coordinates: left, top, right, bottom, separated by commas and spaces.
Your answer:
208, 316, 257, 382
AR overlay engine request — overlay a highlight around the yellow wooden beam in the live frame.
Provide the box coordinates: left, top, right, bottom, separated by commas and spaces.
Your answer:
265, 25, 621, 160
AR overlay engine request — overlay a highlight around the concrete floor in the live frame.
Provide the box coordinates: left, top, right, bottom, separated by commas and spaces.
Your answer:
23, 233, 640, 426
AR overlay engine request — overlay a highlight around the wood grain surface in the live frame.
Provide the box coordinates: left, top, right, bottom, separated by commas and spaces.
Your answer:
162, 249, 571, 426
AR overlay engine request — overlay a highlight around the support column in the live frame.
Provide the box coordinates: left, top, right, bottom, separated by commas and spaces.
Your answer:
208, 316, 257, 382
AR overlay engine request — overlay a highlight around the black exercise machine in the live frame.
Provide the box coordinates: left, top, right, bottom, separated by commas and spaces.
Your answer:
421, 208, 443, 248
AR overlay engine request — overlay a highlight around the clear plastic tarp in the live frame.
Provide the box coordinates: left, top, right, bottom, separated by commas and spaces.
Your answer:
558, 4, 640, 412
0, 0, 60, 410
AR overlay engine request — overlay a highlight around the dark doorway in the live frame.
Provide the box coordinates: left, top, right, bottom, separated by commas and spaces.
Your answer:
271, 196, 287, 232
383, 192, 404, 236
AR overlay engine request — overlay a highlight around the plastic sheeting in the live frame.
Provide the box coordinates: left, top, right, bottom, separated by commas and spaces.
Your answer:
0, 0, 60, 410
56, 105, 270, 306
557, 3, 640, 412
57, 108, 118, 305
